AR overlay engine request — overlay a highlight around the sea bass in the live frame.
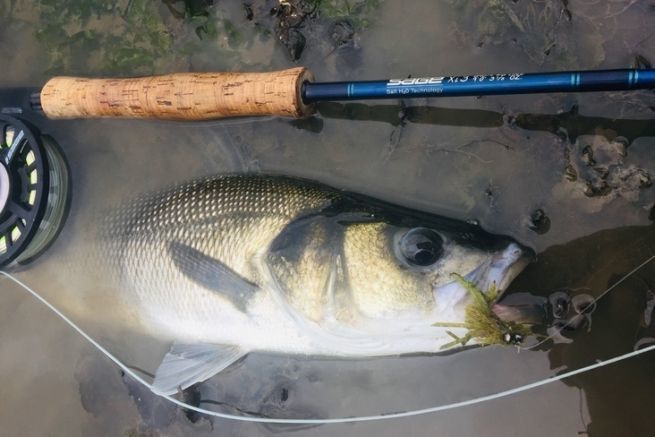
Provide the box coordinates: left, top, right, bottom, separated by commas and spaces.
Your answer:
101, 175, 532, 395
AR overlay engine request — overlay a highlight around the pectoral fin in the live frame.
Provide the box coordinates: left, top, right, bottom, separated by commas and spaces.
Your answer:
152, 342, 248, 395
168, 241, 258, 311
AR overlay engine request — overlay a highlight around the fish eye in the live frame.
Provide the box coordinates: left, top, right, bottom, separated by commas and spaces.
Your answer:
399, 228, 444, 267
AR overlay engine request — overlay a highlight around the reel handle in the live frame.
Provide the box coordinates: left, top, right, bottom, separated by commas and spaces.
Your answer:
39, 67, 315, 120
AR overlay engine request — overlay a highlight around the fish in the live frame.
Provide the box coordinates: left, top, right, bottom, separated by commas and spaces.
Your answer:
100, 175, 532, 395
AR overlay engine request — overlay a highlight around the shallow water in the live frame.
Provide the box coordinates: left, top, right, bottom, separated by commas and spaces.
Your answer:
1, 1, 655, 435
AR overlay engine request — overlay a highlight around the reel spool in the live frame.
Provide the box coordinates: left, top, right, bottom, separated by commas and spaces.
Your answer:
0, 115, 70, 267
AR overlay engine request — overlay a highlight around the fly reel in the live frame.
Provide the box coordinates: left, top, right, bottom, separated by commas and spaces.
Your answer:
0, 115, 69, 267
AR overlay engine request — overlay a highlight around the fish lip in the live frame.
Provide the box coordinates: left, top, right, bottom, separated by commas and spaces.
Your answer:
491, 294, 549, 324
470, 242, 534, 297
431, 241, 533, 321
496, 245, 533, 293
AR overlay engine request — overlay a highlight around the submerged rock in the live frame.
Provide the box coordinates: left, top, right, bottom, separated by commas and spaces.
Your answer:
528, 208, 551, 235
329, 19, 356, 48
552, 135, 653, 213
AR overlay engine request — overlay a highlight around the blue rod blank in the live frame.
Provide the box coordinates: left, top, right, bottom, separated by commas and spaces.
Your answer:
302, 69, 655, 103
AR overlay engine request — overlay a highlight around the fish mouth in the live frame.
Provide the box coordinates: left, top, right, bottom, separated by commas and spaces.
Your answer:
478, 244, 546, 325
467, 242, 533, 296
432, 242, 534, 321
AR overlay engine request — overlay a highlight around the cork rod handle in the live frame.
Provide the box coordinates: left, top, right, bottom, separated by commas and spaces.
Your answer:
39, 67, 315, 120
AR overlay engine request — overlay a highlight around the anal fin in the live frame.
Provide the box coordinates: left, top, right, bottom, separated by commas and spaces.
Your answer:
152, 342, 248, 395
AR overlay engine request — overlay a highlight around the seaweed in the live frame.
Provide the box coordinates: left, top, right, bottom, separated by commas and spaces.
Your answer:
0, 0, 383, 73
3, 0, 252, 75
33, 0, 174, 75
163, 0, 218, 40
306, 0, 381, 29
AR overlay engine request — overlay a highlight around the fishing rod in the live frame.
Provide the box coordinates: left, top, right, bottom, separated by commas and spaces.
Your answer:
32, 67, 655, 121
1, 66, 653, 266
